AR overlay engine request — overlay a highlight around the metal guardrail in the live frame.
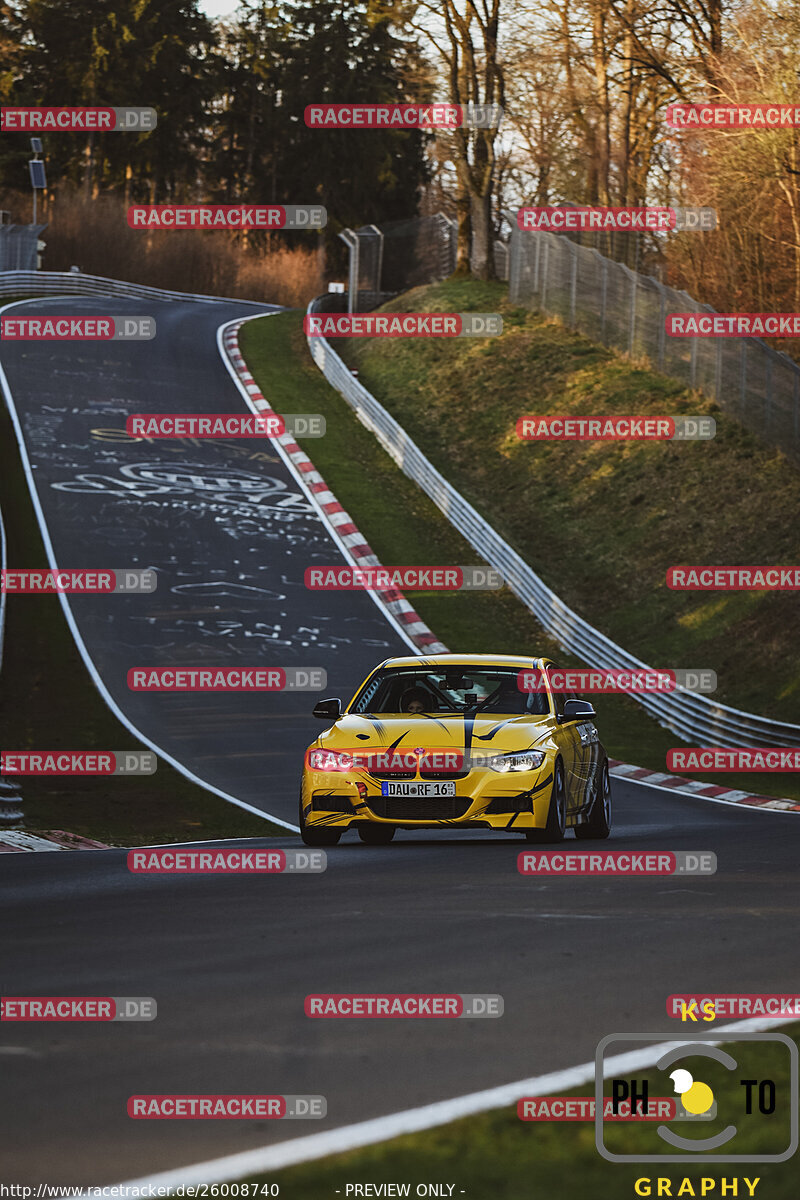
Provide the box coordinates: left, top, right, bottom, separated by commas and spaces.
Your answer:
306, 295, 800, 748
0, 503, 6, 673
0, 269, 258, 305
0, 503, 23, 826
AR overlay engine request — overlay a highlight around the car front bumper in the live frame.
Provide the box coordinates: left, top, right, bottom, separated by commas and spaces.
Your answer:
301, 765, 556, 830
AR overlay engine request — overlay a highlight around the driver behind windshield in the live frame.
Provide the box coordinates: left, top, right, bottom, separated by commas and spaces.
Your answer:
400, 686, 432, 714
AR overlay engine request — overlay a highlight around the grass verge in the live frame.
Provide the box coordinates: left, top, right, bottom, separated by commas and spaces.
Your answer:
239, 311, 800, 801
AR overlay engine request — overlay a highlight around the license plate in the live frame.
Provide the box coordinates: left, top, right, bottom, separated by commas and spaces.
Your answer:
380, 781, 456, 798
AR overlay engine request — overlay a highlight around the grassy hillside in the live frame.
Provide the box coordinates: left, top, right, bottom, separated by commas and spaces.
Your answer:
332, 279, 800, 724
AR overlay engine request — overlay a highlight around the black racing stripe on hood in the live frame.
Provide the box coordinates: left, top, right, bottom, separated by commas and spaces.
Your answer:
474, 718, 520, 742
359, 716, 386, 738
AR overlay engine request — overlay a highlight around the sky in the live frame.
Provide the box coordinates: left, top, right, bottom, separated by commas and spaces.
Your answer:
198, 0, 239, 18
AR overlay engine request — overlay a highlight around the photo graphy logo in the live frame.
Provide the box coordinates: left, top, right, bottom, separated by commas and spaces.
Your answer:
596, 1032, 798, 1162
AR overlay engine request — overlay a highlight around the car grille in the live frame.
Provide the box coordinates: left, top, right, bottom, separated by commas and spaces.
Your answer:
418, 768, 470, 780
366, 796, 473, 821
367, 769, 417, 780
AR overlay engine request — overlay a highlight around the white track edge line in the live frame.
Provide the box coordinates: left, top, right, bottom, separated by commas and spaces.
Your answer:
0, 298, 297, 834
105, 1016, 799, 1192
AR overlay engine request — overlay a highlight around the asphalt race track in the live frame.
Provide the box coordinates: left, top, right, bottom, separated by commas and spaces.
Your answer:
2, 789, 799, 1183
0, 296, 412, 823
2, 296, 799, 1187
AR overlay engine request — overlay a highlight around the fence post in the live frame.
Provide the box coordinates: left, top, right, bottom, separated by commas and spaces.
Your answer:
365, 223, 384, 300
628, 268, 636, 355
658, 285, 666, 371
442, 214, 457, 278
533, 234, 541, 297
569, 241, 578, 327
690, 314, 698, 389
765, 354, 772, 435
541, 238, 549, 310
601, 260, 608, 345
337, 229, 359, 314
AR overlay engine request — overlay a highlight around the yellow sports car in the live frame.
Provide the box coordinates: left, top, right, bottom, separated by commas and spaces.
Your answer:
299, 654, 611, 845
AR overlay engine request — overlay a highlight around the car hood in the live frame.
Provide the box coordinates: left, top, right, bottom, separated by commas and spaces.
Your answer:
314, 712, 554, 754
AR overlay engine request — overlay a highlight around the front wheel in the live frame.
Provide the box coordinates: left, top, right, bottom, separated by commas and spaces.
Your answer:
525, 761, 566, 843
357, 823, 396, 845
574, 759, 612, 839
299, 795, 342, 846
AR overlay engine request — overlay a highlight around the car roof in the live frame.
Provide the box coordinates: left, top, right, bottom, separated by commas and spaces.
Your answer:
373, 654, 552, 669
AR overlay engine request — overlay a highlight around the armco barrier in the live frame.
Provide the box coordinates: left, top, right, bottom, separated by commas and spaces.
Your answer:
0, 503, 6, 672
305, 296, 800, 749
0, 269, 263, 305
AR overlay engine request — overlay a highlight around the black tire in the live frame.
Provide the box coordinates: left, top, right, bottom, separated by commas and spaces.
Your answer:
298, 795, 343, 846
525, 760, 566, 843
357, 823, 396, 845
574, 759, 612, 839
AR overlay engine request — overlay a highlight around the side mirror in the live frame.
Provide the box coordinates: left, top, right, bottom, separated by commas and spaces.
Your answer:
313, 697, 342, 720
559, 698, 596, 722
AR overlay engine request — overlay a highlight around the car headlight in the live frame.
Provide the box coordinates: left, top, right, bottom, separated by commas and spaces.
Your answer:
489, 750, 546, 773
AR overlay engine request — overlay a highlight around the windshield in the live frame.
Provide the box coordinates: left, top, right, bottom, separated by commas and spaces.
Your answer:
350, 667, 551, 716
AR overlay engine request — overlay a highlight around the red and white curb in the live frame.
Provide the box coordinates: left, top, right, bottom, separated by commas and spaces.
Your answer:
222, 322, 446, 655
609, 759, 800, 812
0, 830, 110, 853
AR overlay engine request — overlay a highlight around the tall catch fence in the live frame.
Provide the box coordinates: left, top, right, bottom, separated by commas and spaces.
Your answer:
339, 213, 508, 312
508, 223, 800, 466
